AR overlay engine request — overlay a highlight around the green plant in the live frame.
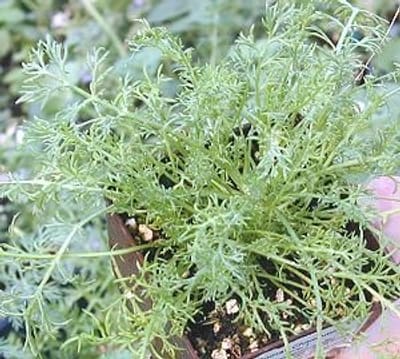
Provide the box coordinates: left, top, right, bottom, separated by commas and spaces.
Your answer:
0, 1, 277, 357
146, 0, 265, 64
2, 1, 400, 358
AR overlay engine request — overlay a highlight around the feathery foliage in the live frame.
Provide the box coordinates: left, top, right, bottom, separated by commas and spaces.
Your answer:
1, 1, 400, 358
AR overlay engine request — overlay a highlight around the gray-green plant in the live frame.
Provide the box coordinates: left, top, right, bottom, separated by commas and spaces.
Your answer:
1, 1, 400, 358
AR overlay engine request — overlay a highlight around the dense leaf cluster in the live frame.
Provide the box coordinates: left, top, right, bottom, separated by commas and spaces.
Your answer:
1, 1, 400, 358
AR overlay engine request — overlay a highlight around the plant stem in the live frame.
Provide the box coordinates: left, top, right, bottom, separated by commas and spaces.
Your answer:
210, 9, 220, 66
310, 270, 324, 358
0, 178, 102, 193
242, 245, 303, 269
335, 2, 359, 54
335, 263, 400, 318
0, 241, 164, 260
35, 206, 110, 294
81, 0, 126, 57
356, 5, 400, 82
259, 272, 309, 306
22, 206, 111, 355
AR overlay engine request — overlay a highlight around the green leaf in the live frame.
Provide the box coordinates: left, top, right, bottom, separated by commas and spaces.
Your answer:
0, 29, 11, 58
374, 38, 400, 73
114, 47, 162, 79
3, 67, 23, 84
147, 0, 190, 23
0, 6, 25, 24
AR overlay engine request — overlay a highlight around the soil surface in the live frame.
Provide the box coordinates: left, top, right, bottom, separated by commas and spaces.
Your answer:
121, 214, 382, 359
185, 276, 313, 358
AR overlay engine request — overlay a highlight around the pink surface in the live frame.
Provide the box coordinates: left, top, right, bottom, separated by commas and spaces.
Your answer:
366, 176, 400, 264
336, 300, 400, 359
335, 176, 400, 358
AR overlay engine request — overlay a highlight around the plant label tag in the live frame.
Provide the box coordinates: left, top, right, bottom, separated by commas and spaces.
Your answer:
253, 321, 361, 359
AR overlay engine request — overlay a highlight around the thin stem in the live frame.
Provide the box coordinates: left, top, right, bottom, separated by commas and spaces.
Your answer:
35, 206, 110, 294
0, 178, 102, 193
285, 265, 312, 285
335, 2, 359, 54
335, 263, 400, 318
360, 282, 400, 319
21, 207, 111, 352
242, 245, 303, 269
326, 157, 377, 171
259, 272, 309, 307
310, 270, 324, 358
81, 0, 126, 57
0, 241, 164, 260
210, 10, 220, 66
20, 0, 37, 11
355, 5, 400, 82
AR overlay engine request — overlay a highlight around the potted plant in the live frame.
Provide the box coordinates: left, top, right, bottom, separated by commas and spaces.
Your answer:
3, 1, 400, 358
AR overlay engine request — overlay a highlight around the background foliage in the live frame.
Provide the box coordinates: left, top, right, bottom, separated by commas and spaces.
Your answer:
0, 0, 400, 358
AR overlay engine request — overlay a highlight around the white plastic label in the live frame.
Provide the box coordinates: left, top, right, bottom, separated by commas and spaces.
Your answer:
254, 321, 360, 359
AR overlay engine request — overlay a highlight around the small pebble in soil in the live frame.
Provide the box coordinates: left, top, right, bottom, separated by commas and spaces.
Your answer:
231, 334, 242, 357
336, 307, 345, 317
282, 299, 294, 319
138, 224, 154, 241
213, 321, 222, 334
125, 217, 137, 232
221, 337, 233, 350
248, 339, 259, 352
225, 299, 239, 315
195, 338, 208, 355
261, 336, 270, 344
275, 288, 284, 303
242, 327, 254, 338
294, 324, 308, 334
309, 298, 317, 307
211, 348, 228, 359
181, 270, 190, 278
294, 326, 302, 334
301, 324, 311, 331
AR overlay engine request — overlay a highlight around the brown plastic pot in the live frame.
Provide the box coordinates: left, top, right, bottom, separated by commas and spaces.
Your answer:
107, 213, 382, 359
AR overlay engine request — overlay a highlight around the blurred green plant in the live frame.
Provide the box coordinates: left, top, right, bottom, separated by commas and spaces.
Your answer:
1, 1, 400, 358
1, 0, 400, 358
1, 0, 265, 175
